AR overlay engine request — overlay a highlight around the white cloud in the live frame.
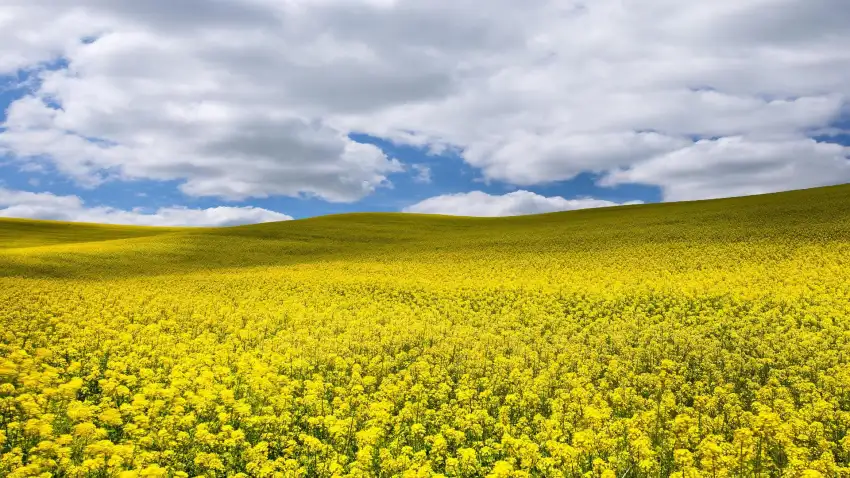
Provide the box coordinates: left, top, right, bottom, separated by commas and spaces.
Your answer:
601, 136, 850, 201
404, 190, 642, 217
460, 132, 692, 186
0, 89, 402, 202
411, 164, 432, 184
0, 188, 292, 226
0, 0, 849, 202
0, 5, 107, 74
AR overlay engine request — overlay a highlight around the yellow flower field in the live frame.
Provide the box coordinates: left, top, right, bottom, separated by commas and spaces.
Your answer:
2, 185, 850, 477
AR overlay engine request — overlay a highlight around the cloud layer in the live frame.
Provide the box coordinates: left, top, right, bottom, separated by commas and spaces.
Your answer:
404, 190, 641, 217
1, 0, 849, 205
0, 188, 291, 226
601, 136, 850, 201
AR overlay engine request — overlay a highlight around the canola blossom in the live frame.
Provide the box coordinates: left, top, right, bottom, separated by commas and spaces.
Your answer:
1, 185, 850, 477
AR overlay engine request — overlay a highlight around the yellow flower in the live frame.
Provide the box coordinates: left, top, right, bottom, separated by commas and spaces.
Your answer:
139, 464, 168, 477
487, 461, 515, 478
66, 401, 94, 422
72, 422, 99, 438
98, 408, 123, 427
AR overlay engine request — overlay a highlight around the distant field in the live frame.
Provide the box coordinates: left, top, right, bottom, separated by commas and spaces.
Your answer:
2, 184, 850, 477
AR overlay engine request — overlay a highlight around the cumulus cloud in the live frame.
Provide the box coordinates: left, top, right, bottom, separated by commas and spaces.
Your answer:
404, 190, 642, 217
0, 188, 292, 226
0, 0, 849, 202
601, 136, 850, 201
0, 85, 402, 202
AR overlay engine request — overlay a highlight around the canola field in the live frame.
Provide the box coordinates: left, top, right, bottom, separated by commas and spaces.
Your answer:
2, 185, 850, 478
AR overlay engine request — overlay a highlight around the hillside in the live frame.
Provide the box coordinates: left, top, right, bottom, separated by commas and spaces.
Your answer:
0, 217, 184, 250
2, 184, 850, 477
2, 183, 849, 279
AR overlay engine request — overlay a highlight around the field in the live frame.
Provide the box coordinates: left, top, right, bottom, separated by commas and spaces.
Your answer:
1, 185, 850, 478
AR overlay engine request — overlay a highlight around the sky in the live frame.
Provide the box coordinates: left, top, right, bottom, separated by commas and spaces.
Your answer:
1, 0, 849, 226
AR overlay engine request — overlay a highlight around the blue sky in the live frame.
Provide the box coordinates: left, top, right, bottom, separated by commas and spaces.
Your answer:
1, 1, 849, 225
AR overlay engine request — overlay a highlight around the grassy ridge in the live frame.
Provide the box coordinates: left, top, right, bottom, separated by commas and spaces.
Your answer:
2, 184, 849, 279
0, 217, 184, 250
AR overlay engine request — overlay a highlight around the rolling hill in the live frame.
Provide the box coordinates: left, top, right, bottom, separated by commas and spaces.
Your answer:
2, 183, 849, 279
1, 184, 850, 477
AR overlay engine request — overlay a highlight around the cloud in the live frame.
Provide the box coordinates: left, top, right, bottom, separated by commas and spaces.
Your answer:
460, 132, 692, 186
601, 136, 850, 201
404, 190, 642, 217
0, 188, 292, 226
1, 0, 849, 203
0, 90, 402, 202
411, 164, 432, 184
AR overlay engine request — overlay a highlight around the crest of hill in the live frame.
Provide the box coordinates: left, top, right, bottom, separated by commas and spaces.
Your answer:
168, 183, 850, 250
0, 217, 185, 250
1, 183, 849, 279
